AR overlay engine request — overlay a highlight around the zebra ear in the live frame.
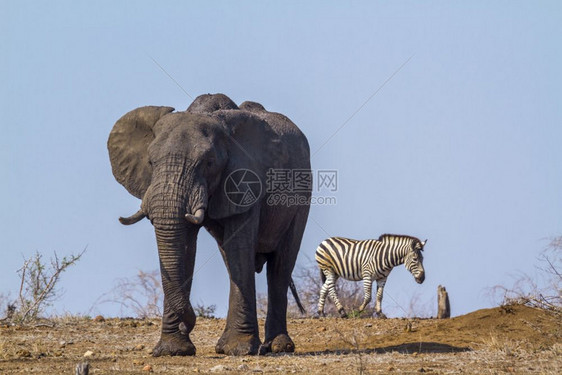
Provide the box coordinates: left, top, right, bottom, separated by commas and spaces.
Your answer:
421, 239, 427, 248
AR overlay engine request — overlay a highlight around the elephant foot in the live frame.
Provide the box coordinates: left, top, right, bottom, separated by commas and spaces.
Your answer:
259, 334, 295, 355
215, 332, 261, 356
152, 332, 196, 357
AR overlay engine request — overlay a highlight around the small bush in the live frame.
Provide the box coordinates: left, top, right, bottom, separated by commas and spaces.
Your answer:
491, 236, 561, 314
96, 270, 221, 319
0, 293, 14, 321
194, 303, 216, 318
98, 270, 163, 318
3, 249, 85, 324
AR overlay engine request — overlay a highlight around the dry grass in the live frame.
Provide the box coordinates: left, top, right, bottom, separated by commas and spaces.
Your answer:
481, 333, 525, 357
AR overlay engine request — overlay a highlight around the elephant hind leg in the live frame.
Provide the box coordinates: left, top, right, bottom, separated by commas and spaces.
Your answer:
215, 211, 261, 356
215, 331, 261, 356
262, 208, 308, 354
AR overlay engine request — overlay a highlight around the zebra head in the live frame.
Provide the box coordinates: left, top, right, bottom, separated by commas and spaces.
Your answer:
404, 238, 426, 284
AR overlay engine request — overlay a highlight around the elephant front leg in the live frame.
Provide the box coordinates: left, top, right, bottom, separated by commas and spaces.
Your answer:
152, 225, 199, 357
215, 216, 261, 355
152, 296, 196, 356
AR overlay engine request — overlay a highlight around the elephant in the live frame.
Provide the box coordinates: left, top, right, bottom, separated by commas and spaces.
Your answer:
107, 93, 311, 356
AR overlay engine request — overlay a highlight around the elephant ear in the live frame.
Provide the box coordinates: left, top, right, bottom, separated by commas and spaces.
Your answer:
208, 109, 289, 220
107, 106, 174, 199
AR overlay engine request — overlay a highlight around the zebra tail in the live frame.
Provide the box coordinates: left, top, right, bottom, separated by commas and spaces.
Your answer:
320, 268, 326, 284
289, 277, 306, 315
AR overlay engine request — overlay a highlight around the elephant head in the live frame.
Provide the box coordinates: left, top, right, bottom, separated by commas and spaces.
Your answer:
107, 93, 290, 355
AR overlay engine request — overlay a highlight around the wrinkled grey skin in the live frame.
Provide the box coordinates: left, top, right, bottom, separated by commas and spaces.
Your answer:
108, 94, 311, 356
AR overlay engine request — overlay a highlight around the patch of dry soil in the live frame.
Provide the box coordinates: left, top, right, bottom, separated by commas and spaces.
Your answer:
1, 305, 560, 374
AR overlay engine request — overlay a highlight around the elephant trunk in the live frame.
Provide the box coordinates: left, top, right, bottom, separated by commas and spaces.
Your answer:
154, 222, 198, 332
150, 197, 199, 333
144, 155, 208, 333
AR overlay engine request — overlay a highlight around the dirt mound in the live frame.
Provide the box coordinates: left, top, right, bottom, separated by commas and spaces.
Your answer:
290, 304, 560, 354
424, 304, 561, 350
0, 305, 560, 374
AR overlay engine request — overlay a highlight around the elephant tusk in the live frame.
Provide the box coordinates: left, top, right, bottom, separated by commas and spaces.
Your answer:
185, 208, 205, 225
119, 209, 146, 225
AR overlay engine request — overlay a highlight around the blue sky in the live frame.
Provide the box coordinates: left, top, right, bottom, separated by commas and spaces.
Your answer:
1, 1, 561, 318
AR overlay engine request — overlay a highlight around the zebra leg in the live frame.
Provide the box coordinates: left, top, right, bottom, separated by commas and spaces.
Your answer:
374, 277, 387, 319
317, 269, 332, 317
358, 277, 373, 313
325, 273, 347, 318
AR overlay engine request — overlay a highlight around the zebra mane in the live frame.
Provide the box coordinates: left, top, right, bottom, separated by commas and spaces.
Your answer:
378, 233, 421, 243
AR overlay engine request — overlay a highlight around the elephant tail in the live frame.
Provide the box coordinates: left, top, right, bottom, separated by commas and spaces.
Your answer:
289, 278, 306, 315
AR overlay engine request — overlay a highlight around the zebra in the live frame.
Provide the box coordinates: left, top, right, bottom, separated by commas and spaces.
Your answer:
315, 234, 426, 318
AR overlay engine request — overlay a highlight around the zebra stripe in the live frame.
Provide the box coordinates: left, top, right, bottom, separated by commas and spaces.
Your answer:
315, 234, 426, 318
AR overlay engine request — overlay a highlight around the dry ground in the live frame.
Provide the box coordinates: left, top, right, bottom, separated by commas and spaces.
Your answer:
1, 304, 560, 374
